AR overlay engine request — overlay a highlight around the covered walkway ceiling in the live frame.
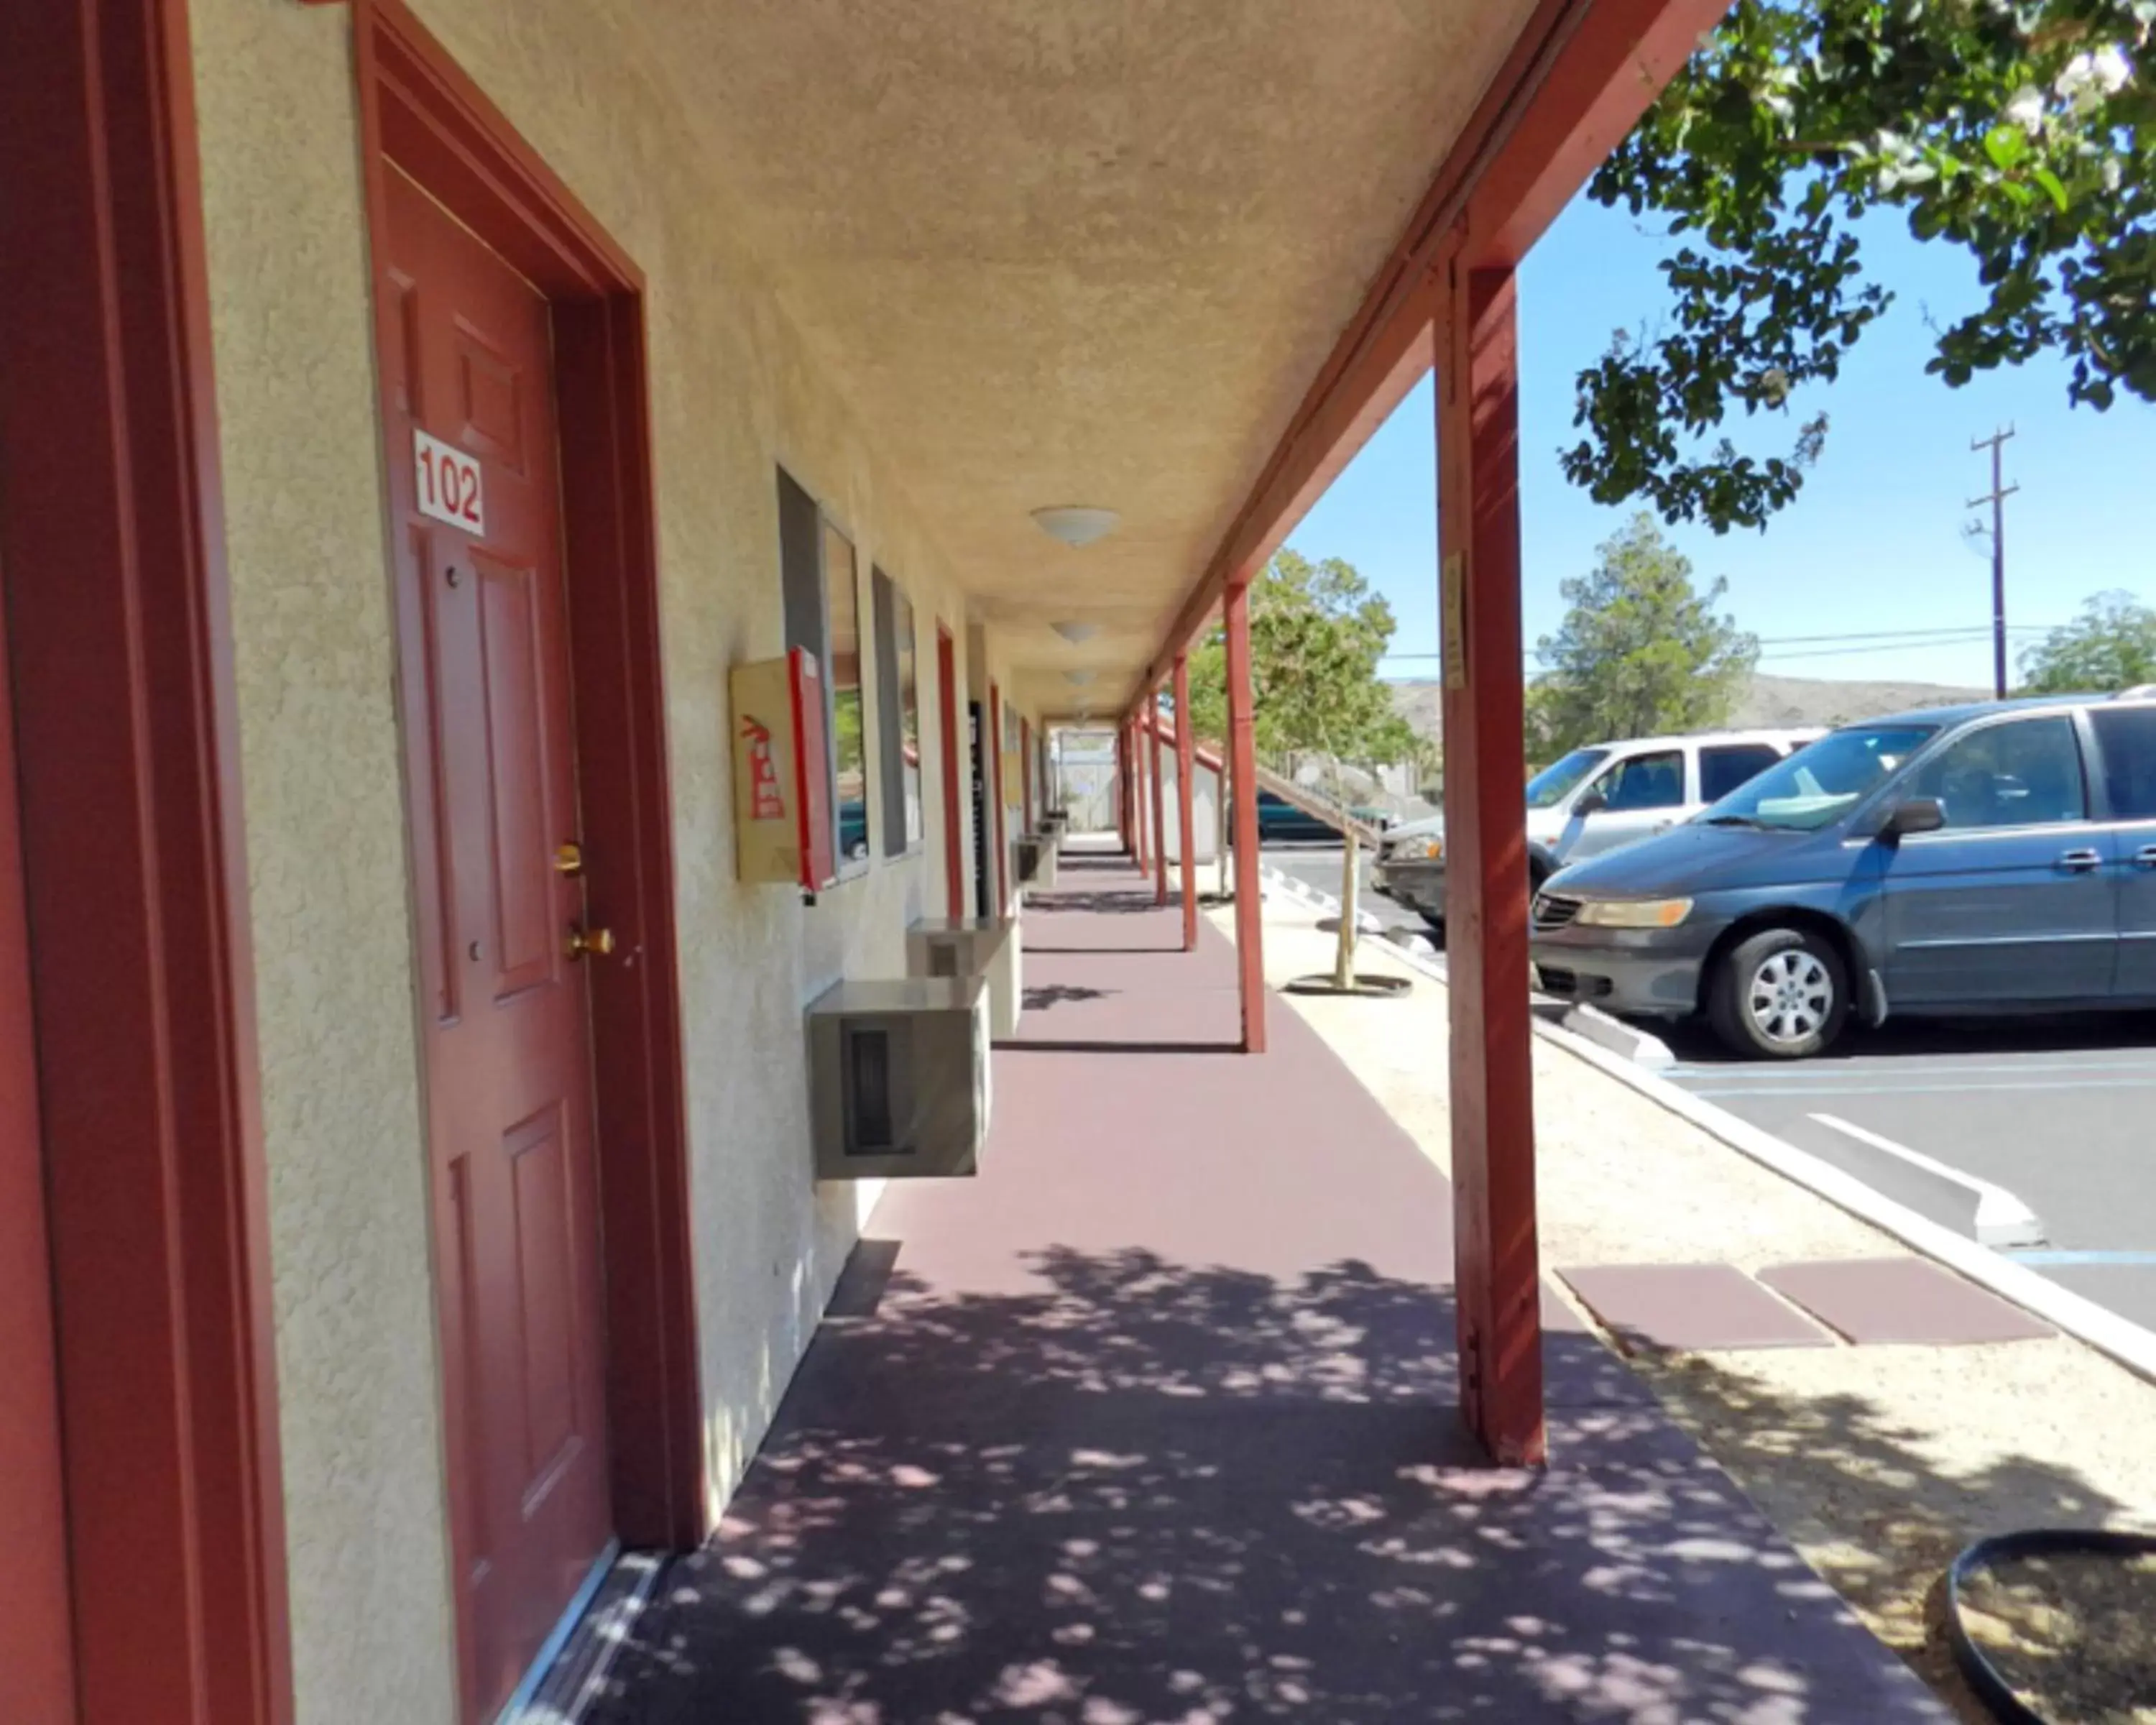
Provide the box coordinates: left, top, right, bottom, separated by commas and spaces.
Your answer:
640, 0, 1543, 717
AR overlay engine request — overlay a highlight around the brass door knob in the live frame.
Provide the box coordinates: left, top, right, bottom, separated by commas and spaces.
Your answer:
566, 925, 616, 960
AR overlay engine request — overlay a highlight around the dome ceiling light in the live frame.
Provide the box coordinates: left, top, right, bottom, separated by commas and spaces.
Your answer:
1051, 620, 1101, 645
1031, 507, 1120, 549
1064, 670, 1097, 686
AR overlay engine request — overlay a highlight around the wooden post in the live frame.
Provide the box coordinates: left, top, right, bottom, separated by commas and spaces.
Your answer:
1174, 655, 1199, 951
1149, 696, 1169, 908
1332, 828, 1360, 990
1437, 256, 1544, 1465
1224, 584, 1266, 1052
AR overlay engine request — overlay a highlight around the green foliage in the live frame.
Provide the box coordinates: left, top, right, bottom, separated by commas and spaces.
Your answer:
1186, 549, 1419, 765
2019, 589, 2156, 690
1532, 514, 1759, 751
1572, 0, 2156, 531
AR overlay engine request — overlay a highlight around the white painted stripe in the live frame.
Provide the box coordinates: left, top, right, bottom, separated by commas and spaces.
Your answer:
1688, 1078, 2156, 1098
1666, 1058, 2156, 1082
1806, 1113, 2045, 1248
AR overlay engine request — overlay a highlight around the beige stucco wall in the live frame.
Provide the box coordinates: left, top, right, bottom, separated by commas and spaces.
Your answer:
187, 1, 1036, 1717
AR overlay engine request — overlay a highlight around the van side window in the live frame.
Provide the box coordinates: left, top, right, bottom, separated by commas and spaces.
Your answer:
1907, 717, 2088, 830
1595, 749, 1684, 812
1700, 744, 1783, 804
2091, 708, 2156, 819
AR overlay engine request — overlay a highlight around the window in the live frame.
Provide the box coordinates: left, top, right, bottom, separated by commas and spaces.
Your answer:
823, 521, 868, 865
1712, 725, 1933, 831
1527, 747, 1610, 809
774, 467, 870, 870
1907, 716, 2087, 831
872, 567, 922, 856
1700, 744, 1784, 804
2093, 708, 2156, 820
1593, 749, 1684, 813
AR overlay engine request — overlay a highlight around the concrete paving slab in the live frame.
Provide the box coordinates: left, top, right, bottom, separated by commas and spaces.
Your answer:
1759, 1259, 2055, 1346
1560, 1263, 1837, 1353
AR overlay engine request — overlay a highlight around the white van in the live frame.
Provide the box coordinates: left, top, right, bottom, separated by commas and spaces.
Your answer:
1373, 727, 1823, 926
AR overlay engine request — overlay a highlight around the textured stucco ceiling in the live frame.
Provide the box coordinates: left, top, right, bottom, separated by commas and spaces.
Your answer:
641, 0, 1538, 714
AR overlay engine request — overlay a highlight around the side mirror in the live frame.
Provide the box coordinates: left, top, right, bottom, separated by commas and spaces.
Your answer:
1573, 787, 1608, 816
1881, 797, 1945, 841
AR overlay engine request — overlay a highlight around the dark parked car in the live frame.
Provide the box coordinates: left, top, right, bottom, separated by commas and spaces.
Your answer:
1253, 789, 1388, 845
1529, 693, 2156, 1058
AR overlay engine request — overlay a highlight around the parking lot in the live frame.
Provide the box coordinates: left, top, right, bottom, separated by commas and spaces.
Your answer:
1263, 840, 1429, 939
1660, 1014, 2156, 1333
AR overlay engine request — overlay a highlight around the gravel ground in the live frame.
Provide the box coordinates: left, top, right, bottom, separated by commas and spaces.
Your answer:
1232, 899, 2156, 1719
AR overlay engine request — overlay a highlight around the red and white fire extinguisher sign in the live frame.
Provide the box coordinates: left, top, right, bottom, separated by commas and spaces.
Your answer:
730, 648, 836, 893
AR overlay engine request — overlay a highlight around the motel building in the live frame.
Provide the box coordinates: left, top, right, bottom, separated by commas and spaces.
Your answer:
0, 3, 1948, 1723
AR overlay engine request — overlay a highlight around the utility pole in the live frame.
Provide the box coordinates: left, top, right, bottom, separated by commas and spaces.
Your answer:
1968, 426, 2019, 699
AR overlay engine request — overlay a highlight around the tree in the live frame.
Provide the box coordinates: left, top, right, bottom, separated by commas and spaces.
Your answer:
1532, 514, 1759, 752
1570, 1, 2155, 532
1185, 549, 1418, 765
2019, 589, 2156, 691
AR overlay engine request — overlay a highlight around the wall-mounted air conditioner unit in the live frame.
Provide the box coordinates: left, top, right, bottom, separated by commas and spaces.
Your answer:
807, 977, 989, 1180
1014, 833, 1058, 893
906, 916, 1020, 1041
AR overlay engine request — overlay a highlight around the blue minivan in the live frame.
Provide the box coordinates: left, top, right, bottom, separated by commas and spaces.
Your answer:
1528, 692, 2156, 1058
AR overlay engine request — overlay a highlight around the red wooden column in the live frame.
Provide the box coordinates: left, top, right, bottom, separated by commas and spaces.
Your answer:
1148, 697, 1169, 907
1436, 257, 1544, 1465
1223, 586, 1267, 1052
1121, 724, 1138, 858
1174, 655, 1199, 951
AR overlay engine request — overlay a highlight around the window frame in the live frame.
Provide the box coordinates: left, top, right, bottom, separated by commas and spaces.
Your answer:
775, 466, 873, 881
1588, 747, 1686, 814
872, 565, 923, 858
1901, 712, 2093, 835
2089, 704, 2156, 824
1698, 742, 1785, 806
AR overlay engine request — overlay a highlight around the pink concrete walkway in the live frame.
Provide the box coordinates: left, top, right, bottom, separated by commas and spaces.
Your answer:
592, 857, 1948, 1724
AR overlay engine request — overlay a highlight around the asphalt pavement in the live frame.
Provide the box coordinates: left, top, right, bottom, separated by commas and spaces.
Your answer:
1659, 1013, 2156, 1333
1263, 840, 1430, 939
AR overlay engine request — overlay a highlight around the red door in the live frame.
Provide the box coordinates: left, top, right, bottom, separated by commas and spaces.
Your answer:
938, 627, 964, 916
384, 169, 614, 1720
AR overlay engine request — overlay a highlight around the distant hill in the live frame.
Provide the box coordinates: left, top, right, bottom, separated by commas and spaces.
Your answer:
1387, 672, 1989, 740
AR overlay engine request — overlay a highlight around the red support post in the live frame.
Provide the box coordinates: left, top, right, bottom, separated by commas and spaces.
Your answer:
1121, 729, 1138, 854
1224, 586, 1267, 1053
1436, 256, 1544, 1465
1149, 698, 1169, 908
1174, 655, 1199, 952
1126, 718, 1143, 868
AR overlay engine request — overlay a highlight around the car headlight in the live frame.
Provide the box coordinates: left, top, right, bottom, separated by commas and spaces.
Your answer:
1414, 837, 1444, 860
1574, 896, 1692, 929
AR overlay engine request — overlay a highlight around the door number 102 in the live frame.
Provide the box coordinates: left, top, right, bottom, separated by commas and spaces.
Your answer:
414, 428, 486, 535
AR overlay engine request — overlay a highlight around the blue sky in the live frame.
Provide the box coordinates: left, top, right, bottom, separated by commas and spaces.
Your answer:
1287, 191, 2156, 690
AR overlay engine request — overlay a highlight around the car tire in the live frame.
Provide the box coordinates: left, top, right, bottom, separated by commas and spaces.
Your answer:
1709, 926, 1848, 1060
1420, 912, 1446, 936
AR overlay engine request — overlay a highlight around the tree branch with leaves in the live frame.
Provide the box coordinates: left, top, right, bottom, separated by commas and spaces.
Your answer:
1571, 0, 2155, 533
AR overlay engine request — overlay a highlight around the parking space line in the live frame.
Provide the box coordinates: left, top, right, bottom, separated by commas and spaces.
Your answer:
2003, 1250, 2156, 1268
1688, 1077, 2156, 1098
1666, 1059, 2156, 1082
1808, 1113, 2045, 1248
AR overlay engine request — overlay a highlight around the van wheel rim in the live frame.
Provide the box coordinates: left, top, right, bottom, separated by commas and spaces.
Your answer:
1746, 950, 1832, 1046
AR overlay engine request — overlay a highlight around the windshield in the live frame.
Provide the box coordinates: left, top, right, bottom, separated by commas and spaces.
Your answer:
1704, 726, 1937, 832
1526, 748, 1611, 810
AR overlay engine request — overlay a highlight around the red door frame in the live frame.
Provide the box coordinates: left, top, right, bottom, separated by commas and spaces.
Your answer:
0, 545, 79, 1722
937, 626, 965, 916
0, 2, 293, 1721
354, 0, 704, 1609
